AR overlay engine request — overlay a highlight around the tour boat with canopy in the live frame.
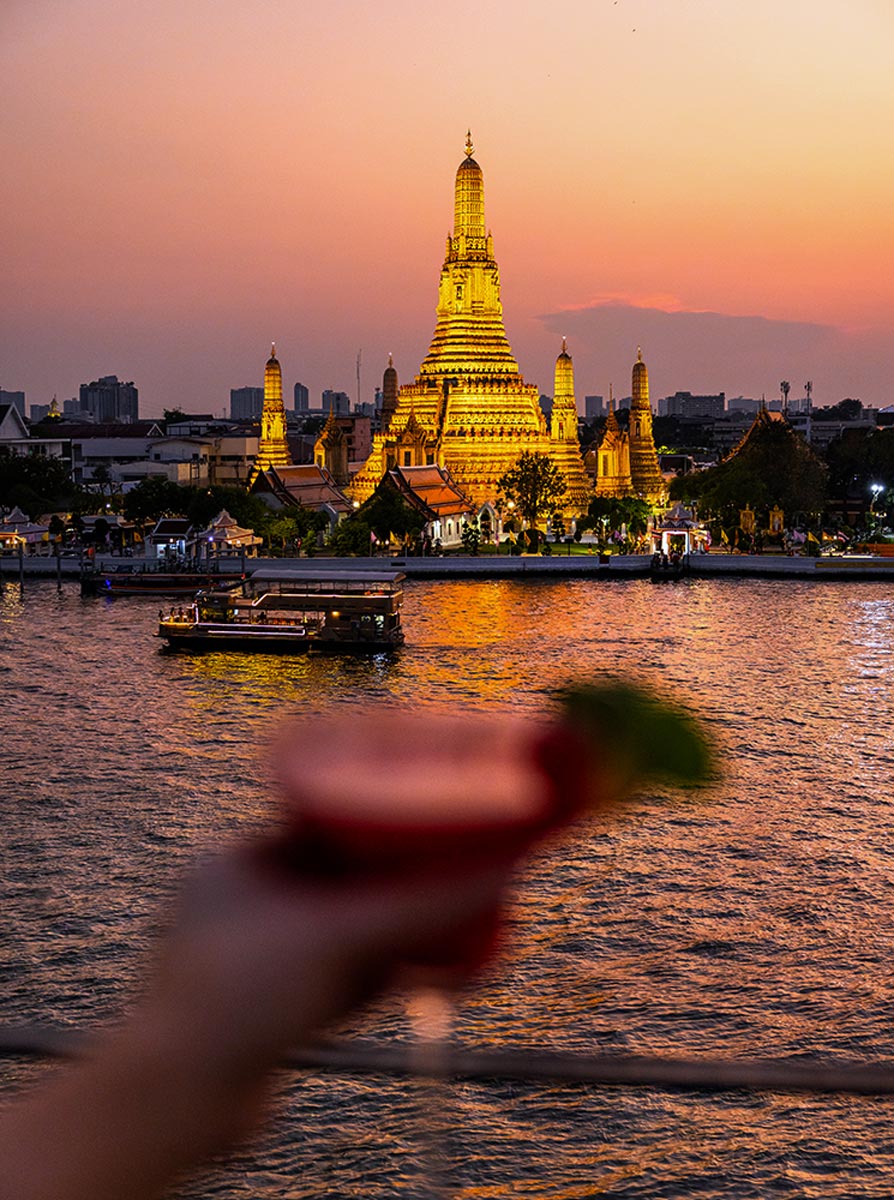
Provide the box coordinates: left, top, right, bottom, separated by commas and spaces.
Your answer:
156, 567, 405, 653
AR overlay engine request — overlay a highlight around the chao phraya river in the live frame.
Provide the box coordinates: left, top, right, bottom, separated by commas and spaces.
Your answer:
4, 575, 894, 1198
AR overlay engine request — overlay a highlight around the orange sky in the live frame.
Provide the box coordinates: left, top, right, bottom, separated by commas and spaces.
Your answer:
2, 0, 893, 415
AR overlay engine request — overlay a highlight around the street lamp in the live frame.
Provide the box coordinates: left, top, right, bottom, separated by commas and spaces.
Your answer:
869, 483, 884, 539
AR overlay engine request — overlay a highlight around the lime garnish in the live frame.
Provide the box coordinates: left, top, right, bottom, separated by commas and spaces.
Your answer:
558, 679, 715, 790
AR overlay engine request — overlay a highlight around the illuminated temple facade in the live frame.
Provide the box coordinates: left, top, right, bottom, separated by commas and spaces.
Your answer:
628, 348, 666, 503
591, 349, 666, 503
350, 136, 591, 514
248, 345, 291, 487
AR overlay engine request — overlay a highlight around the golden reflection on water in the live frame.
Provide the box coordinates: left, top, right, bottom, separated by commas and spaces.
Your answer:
9, 577, 894, 1197
412, 580, 522, 648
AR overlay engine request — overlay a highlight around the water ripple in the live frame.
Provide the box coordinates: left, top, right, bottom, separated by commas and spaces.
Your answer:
5, 577, 894, 1196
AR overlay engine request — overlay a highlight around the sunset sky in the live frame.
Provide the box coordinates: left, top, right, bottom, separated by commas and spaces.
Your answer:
2, 0, 893, 416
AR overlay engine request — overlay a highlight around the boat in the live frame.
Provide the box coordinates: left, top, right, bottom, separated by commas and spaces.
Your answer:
156, 568, 405, 653
649, 554, 689, 583
82, 563, 245, 597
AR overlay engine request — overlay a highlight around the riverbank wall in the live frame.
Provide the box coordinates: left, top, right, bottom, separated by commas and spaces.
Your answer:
6, 552, 894, 583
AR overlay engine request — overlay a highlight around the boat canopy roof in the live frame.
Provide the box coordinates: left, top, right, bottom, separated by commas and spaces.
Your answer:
249, 567, 405, 586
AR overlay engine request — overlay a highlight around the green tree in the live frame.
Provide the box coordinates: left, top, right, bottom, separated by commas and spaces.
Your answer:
581, 496, 652, 546
326, 484, 424, 556
497, 452, 567, 530
358, 486, 426, 544
0, 447, 78, 518
672, 420, 827, 524
825, 427, 894, 516
460, 518, 481, 555
184, 486, 270, 532
89, 465, 121, 508
328, 517, 374, 556
263, 506, 328, 555
122, 477, 187, 532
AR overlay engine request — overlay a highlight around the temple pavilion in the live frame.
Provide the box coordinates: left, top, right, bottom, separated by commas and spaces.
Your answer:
350, 135, 591, 516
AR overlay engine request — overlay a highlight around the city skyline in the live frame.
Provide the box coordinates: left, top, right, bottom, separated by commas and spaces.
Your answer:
2, 1, 893, 415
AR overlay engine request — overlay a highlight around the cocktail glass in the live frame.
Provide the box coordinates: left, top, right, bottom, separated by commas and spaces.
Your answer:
273, 709, 570, 1198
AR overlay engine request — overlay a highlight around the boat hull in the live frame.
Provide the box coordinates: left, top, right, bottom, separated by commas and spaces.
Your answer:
158, 623, 402, 654
85, 572, 243, 597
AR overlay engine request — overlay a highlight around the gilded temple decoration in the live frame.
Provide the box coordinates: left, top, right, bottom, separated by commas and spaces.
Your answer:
351, 137, 591, 515
594, 389, 633, 498
314, 407, 349, 487
628, 347, 666, 503
249, 344, 291, 486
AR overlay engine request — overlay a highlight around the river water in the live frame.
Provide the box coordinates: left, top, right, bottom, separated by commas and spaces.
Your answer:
4, 575, 894, 1198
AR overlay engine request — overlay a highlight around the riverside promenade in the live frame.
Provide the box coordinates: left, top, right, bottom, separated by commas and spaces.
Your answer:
6, 552, 894, 583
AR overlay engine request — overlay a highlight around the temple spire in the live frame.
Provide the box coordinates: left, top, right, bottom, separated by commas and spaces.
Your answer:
349, 138, 592, 515
249, 341, 291, 486
454, 131, 485, 239
380, 353, 399, 434
552, 337, 577, 443
628, 346, 665, 502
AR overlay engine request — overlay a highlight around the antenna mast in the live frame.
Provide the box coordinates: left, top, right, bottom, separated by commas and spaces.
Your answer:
804, 381, 813, 443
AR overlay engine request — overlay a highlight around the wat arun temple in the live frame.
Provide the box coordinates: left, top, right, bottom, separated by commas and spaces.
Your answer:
349, 135, 665, 512
254, 136, 666, 515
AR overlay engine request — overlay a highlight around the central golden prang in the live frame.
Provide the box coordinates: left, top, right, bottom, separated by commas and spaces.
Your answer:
350, 135, 591, 513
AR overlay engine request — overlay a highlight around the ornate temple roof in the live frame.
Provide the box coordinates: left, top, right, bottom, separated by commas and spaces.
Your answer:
250, 464, 351, 513
389, 464, 473, 518
193, 509, 262, 548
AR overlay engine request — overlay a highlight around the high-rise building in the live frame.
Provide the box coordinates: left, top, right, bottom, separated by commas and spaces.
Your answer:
584, 395, 605, 420
230, 387, 264, 420
0, 389, 25, 418
248, 345, 291, 485
293, 382, 310, 411
727, 397, 761, 415
659, 391, 725, 418
321, 389, 351, 415
350, 134, 591, 514
79, 375, 139, 423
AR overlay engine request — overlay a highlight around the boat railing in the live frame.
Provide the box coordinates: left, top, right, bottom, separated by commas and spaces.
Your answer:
5, 1023, 894, 1097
